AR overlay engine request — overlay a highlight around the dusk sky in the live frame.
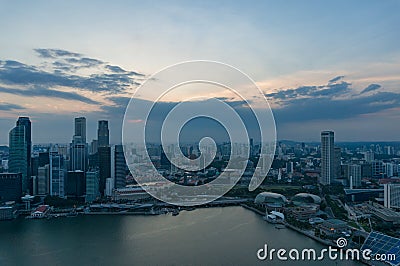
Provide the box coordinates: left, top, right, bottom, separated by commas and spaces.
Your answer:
1, 0, 400, 144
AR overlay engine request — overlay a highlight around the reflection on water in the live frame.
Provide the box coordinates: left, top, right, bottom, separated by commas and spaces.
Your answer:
0, 206, 360, 266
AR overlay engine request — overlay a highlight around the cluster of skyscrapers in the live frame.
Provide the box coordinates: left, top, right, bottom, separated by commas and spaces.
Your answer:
0, 116, 128, 203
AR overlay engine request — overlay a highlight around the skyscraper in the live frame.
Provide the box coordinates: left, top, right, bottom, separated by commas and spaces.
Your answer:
50, 150, 66, 197
9, 124, 29, 192
74, 117, 86, 143
16, 117, 31, 177
348, 164, 361, 188
384, 184, 400, 209
97, 120, 111, 195
37, 164, 50, 196
98, 146, 111, 195
71, 117, 88, 172
97, 120, 109, 147
334, 147, 341, 181
320, 131, 335, 185
71, 136, 88, 171
66, 170, 85, 199
114, 145, 127, 189
86, 170, 100, 203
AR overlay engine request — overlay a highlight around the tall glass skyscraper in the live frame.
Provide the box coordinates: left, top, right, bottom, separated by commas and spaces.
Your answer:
85, 170, 100, 203
74, 117, 86, 143
97, 120, 110, 195
9, 119, 29, 193
16, 117, 31, 174
50, 150, 65, 197
114, 144, 127, 189
97, 120, 109, 147
321, 131, 335, 185
71, 117, 88, 172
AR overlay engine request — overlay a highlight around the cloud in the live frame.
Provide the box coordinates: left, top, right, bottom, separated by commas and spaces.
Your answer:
105, 64, 145, 77
65, 57, 104, 67
0, 49, 145, 95
265, 81, 351, 102
266, 77, 400, 123
0, 86, 99, 104
0, 102, 25, 111
34, 48, 82, 58
329, 75, 345, 83
360, 84, 381, 94
106, 65, 127, 73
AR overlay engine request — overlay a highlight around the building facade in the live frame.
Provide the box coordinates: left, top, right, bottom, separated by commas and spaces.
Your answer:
384, 183, 400, 209
97, 120, 109, 148
0, 173, 22, 202
86, 170, 100, 203
8, 124, 28, 192
348, 164, 362, 188
114, 144, 127, 189
320, 131, 335, 185
50, 151, 66, 197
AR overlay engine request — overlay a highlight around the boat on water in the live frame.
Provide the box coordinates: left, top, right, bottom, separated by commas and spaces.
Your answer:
263, 211, 285, 224
275, 224, 286, 229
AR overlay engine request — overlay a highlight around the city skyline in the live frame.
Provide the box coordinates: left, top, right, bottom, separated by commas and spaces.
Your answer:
0, 1, 400, 143
3, 115, 400, 146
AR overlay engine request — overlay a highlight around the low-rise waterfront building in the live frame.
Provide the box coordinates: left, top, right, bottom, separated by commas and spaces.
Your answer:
254, 192, 288, 210
0, 172, 22, 202
31, 205, 50, 218
0, 206, 15, 220
112, 186, 150, 201
318, 219, 348, 239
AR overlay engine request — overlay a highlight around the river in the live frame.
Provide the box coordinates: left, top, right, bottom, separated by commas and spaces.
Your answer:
0, 206, 361, 265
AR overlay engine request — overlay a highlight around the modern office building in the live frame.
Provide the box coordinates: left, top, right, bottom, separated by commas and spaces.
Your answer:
8, 123, 29, 192
97, 120, 109, 148
96, 120, 111, 195
361, 163, 372, 179
16, 117, 31, 177
37, 164, 49, 196
86, 170, 100, 203
71, 117, 88, 172
114, 145, 127, 189
348, 164, 362, 188
50, 151, 66, 198
74, 117, 86, 143
105, 177, 114, 197
372, 161, 385, 178
90, 139, 98, 155
66, 170, 85, 199
0, 173, 22, 202
334, 147, 341, 180
364, 151, 374, 163
98, 146, 111, 195
70, 136, 88, 171
384, 163, 397, 178
384, 183, 400, 209
320, 131, 335, 185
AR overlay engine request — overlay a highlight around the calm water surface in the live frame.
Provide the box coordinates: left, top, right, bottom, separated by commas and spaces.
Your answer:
0, 206, 361, 265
